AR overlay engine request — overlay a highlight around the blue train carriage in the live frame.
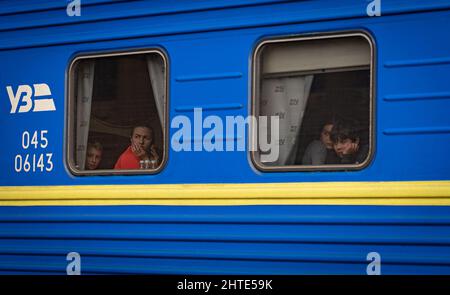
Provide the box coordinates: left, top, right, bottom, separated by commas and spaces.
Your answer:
0, 0, 450, 275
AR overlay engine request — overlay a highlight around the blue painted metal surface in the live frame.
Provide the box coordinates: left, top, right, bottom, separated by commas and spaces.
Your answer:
0, 0, 450, 274
1, 206, 450, 274
1, 1, 450, 185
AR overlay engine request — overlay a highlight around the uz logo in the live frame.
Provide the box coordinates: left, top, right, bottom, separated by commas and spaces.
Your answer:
6, 84, 56, 113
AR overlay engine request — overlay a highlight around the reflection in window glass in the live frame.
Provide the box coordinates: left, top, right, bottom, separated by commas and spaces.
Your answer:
68, 51, 166, 174
253, 34, 372, 169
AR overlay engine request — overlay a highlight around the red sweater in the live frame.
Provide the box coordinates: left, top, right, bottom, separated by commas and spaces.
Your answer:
114, 146, 140, 169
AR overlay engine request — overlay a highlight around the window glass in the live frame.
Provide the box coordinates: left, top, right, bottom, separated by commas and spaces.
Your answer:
68, 51, 167, 174
253, 34, 372, 170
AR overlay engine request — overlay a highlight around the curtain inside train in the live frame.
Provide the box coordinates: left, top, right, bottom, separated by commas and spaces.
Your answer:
259, 75, 313, 165
146, 55, 165, 127
75, 61, 95, 170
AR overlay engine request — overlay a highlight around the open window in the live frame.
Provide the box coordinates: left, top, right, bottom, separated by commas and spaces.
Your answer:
67, 50, 168, 175
252, 32, 374, 171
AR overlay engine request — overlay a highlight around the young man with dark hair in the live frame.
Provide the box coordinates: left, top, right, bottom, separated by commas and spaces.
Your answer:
326, 118, 368, 165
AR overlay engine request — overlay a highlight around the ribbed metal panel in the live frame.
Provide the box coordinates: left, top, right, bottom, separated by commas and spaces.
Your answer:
0, 206, 449, 274
1, 0, 450, 51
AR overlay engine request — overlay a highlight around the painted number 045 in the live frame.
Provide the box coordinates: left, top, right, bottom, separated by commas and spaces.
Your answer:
22, 130, 48, 149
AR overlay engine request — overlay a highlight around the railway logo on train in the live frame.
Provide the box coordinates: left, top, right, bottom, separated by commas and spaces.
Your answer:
6, 83, 56, 114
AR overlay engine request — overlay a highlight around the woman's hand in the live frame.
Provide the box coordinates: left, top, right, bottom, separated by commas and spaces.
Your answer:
131, 141, 149, 160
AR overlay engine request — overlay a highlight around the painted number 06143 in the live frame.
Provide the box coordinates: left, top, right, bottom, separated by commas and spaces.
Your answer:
14, 153, 53, 173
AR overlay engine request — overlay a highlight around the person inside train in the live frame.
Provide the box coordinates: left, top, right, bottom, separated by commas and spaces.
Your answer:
114, 125, 159, 170
301, 118, 336, 165
85, 141, 103, 170
326, 118, 369, 165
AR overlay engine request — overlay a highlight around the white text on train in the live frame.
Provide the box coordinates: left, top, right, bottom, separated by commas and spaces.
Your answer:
6, 84, 56, 114
171, 108, 280, 162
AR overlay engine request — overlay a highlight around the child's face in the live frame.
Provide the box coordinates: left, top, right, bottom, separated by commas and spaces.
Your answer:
85, 147, 102, 170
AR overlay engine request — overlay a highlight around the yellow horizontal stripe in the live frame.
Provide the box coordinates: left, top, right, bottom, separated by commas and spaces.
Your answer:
0, 181, 449, 206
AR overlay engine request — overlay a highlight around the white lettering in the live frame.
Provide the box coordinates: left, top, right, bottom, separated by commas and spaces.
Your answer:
366, 252, 381, 275
171, 115, 192, 152
225, 115, 256, 152
66, 252, 81, 275
6, 84, 56, 114
203, 115, 223, 152
194, 108, 203, 151
66, 0, 81, 17
258, 115, 280, 163
367, 0, 381, 17
14, 130, 53, 173
177, 279, 211, 292
170, 110, 280, 162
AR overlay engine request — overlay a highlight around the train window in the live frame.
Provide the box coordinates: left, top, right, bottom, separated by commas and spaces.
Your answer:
251, 33, 373, 171
67, 50, 167, 175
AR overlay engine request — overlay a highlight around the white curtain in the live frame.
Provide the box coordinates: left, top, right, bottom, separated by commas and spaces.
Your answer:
146, 55, 165, 127
260, 75, 313, 165
75, 61, 95, 170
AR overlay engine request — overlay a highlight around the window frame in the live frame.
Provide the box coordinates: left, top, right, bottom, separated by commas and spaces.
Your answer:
250, 31, 376, 172
65, 48, 169, 176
